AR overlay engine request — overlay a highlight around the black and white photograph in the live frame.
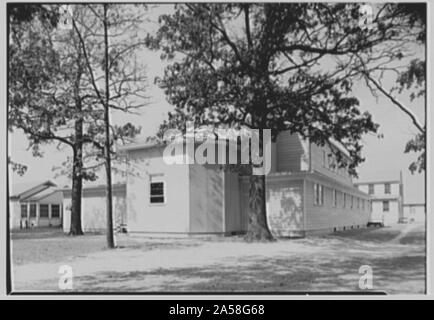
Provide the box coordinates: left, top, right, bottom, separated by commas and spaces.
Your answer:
3, 1, 431, 299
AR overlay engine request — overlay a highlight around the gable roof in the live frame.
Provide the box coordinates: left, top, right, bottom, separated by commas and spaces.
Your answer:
22, 186, 62, 202
10, 180, 57, 200
354, 170, 402, 185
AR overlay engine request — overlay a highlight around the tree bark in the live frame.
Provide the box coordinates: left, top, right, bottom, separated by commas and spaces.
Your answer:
246, 174, 274, 241
245, 128, 274, 241
69, 145, 84, 235
69, 44, 84, 236
103, 4, 115, 248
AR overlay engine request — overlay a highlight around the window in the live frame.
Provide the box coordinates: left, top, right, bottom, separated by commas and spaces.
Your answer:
368, 184, 374, 195
410, 207, 416, 214
329, 154, 336, 171
384, 183, 391, 194
333, 189, 338, 207
20, 204, 27, 218
51, 205, 60, 218
29, 204, 37, 218
314, 183, 324, 206
343, 193, 347, 208
150, 176, 165, 204
322, 151, 326, 167
357, 197, 360, 209
362, 199, 365, 210
40, 204, 49, 218
314, 183, 318, 205
383, 200, 390, 212
350, 195, 354, 209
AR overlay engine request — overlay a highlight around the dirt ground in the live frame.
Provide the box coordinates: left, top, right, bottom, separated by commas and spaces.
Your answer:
10, 222, 426, 294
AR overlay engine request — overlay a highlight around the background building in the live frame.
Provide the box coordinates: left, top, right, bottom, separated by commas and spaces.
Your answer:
403, 203, 426, 223
9, 180, 63, 229
355, 172, 404, 226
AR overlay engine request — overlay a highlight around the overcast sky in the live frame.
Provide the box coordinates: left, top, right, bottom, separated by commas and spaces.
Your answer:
8, 4, 426, 203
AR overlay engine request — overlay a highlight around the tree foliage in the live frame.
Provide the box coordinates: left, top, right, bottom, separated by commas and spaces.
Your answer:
148, 3, 415, 175
146, 3, 415, 239
8, 4, 149, 235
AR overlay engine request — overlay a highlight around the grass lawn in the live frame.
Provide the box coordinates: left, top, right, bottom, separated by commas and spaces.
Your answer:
10, 223, 426, 294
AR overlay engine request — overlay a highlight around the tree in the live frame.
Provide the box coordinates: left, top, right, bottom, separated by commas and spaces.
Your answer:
8, 4, 148, 238
9, 5, 90, 235
146, 3, 410, 240
360, 3, 426, 174
71, 4, 149, 247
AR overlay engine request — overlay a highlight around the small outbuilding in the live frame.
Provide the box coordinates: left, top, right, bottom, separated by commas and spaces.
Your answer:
9, 180, 63, 229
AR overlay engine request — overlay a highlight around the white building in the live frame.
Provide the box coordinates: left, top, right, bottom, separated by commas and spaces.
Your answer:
116, 131, 370, 237
9, 180, 63, 229
403, 203, 426, 223
354, 173, 404, 226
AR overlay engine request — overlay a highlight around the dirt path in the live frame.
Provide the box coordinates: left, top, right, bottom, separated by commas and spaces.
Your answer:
388, 223, 422, 244
11, 224, 426, 294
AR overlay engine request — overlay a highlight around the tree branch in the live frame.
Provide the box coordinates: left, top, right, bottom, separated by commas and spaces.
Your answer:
364, 72, 424, 133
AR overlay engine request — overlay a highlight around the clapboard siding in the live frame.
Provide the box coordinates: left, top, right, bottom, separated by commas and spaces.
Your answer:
265, 176, 304, 237
276, 131, 307, 172
304, 174, 370, 232
310, 143, 353, 185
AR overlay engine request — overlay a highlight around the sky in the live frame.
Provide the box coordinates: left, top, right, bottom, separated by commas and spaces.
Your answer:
8, 4, 426, 204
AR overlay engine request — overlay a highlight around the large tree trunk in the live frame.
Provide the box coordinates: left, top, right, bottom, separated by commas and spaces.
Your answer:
69, 53, 84, 236
245, 126, 274, 241
245, 174, 274, 241
103, 4, 115, 248
69, 146, 84, 235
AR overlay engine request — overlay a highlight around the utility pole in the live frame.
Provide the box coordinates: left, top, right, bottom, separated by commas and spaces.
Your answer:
103, 3, 115, 248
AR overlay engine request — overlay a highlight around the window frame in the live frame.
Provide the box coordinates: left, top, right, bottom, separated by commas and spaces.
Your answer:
384, 183, 391, 194
322, 151, 326, 167
333, 189, 338, 207
149, 176, 166, 205
314, 183, 324, 206
368, 184, 374, 195
51, 204, 61, 218
29, 203, 37, 218
383, 200, 390, 212
20, 204, 28, 218
39, 204, 49, 218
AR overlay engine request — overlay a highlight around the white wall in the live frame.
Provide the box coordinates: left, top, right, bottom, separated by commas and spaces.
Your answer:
404, 205, 426, 223
63, 187, 125, 233
266, 176, 304, 237
9, 200, 21, 229
189, 164, 224, 233
357, 182, 400, 198
126, 147, 190, 233
11, 190, 63, 229
371, 199, 399, 226
304, 174, 370, 232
